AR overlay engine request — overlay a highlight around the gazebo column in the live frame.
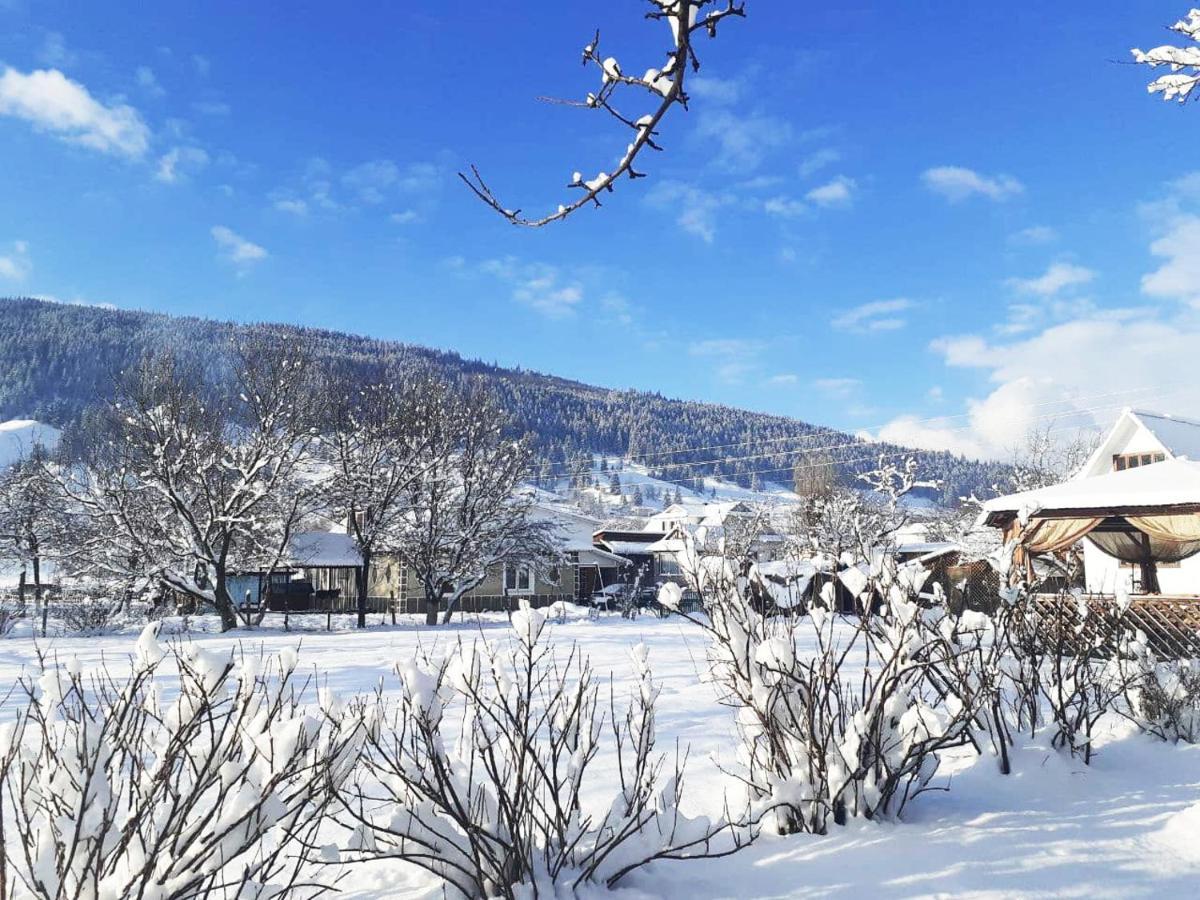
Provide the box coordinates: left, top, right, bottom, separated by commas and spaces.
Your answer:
1139, 531, 1161, 594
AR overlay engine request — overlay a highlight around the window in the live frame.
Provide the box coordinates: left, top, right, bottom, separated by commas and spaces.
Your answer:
504, 565, 534, 594
657, 556, 682, 576
1113, 452, 1165, 472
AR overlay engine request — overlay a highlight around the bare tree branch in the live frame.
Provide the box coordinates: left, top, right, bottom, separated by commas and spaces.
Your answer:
459, 0, 747, 227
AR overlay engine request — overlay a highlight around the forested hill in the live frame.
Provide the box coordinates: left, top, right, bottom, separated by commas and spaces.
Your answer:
0, 297, 1010, 504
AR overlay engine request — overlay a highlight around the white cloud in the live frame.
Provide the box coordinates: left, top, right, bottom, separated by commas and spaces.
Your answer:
273, 198, 308, 216
689, 75, 743, 105
390, 209, 420, 225
193, 100, 230, 116
645, 181, 734, 243
1141, 213, 1200, 306
806, 175, 856, 208
873, 310, 1200, 460
135, 65, 165, 97
798, 147, 841, 178
0, 240, 31, 281
766, 373, 799, 387
37, 32, 76, 69
0, 66, 150, 157
694, 109, 792, 171
688, 338, 765, 358
342, 160, 441, 204
155, 145, 209, 183
831, 298, 915, 333
813, 377, 860, 398
1008, 261, 1096, 297
211, 225, 267, 271
192, 54, 211, 77
1010, 224, 1058, 246
480, 257, 583, 319
763, 195, 807, 219
921, 165, 1024, 202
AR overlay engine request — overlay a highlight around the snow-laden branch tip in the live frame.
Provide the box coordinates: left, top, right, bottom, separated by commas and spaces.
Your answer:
1132, 8, 1200, 102
459, 0, 747, 227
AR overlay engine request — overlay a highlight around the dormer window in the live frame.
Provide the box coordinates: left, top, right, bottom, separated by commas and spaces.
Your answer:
1113, 452, 1165, 471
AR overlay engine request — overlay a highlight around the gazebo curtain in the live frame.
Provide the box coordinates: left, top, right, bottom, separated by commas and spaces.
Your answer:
1023, 517, 1103, 553
1127, 514, 1200, 543
1009, 512, 1200, 593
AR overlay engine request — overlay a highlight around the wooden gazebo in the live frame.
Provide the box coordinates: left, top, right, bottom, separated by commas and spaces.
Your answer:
982, 459, 1200, 595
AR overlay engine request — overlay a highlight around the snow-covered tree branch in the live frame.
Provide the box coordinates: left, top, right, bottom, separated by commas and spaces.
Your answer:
460, 0, 747, 227
1132, 8, 1200, 101
391, 380, 558, 625
55, 338, 323, 631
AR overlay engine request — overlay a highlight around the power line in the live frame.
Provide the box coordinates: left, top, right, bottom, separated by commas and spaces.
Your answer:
533, 381, 1179, 476
554, 390, 1189, 499
537, 385, 1186, 479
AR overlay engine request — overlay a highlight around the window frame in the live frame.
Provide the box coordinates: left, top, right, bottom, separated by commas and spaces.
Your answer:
504, 564, 535, 595
1113, 452, 1166, 472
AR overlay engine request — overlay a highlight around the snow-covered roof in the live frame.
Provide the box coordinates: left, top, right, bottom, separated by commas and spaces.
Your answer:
576, 547, 629, 568
1076, 408, 1200, 480
599, 539, 659, 557
983, 458, 1200, 521
644, 536, 689, 554
288, 531, 362, 568
531, 503, 607, 552
1129, 409, 1200, 460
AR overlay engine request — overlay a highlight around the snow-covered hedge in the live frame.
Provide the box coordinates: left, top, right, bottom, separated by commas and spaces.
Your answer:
0, 624, 361, 899
337, 599, 740, 899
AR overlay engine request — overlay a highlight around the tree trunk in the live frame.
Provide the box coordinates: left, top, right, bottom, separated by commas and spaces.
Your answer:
31, 549, 41, 612
423, 578, 439, 626
357, 551, 371, 630
214, 569, 238, 632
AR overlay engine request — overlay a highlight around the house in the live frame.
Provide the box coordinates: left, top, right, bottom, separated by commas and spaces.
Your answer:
283, 503, 630, 615
1073, 408, 1200, 596
982, 408, 1200, 597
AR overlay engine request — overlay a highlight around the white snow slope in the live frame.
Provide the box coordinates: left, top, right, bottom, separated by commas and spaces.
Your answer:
2, 613, 1198, 898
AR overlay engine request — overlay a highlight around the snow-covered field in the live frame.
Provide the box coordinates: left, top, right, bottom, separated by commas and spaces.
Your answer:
2, 612, 1198, 898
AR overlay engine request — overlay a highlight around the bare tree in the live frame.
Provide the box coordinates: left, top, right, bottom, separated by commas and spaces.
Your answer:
392, 382, 558, 625
0, 444, 60, 615
1132, 8, 1200, 102
320, 368, 444, 628
57, 339, 321, 631
460, 0, 747, 227
792, 451, 839, 507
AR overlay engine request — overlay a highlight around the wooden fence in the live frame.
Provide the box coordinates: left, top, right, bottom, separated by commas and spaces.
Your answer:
1031, 593, 1200, 659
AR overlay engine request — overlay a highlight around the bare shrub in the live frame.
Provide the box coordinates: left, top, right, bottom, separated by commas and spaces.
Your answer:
339, 600, 740, 898
56, 596, 129, 636
1120, 636, 1200, 743
0, 626, 361, 899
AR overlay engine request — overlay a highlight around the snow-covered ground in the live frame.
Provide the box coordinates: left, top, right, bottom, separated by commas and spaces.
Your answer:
2, 612, 1198, 898
565, 456, 799, 512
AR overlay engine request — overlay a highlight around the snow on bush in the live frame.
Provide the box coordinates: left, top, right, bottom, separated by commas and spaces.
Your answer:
0, 624, 362, 899
1120, 634, 1200, 744
338, 599, 740, 898
674, 545, 980, 836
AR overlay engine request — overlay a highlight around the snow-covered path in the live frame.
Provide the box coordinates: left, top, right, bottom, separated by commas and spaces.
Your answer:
2, 612, 1198, 898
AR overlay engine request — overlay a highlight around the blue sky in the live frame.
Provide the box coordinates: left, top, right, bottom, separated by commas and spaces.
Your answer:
2, 1, 1200, 459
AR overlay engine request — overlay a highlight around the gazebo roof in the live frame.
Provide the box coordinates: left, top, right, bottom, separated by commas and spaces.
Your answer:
982, 459, 1200, 525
